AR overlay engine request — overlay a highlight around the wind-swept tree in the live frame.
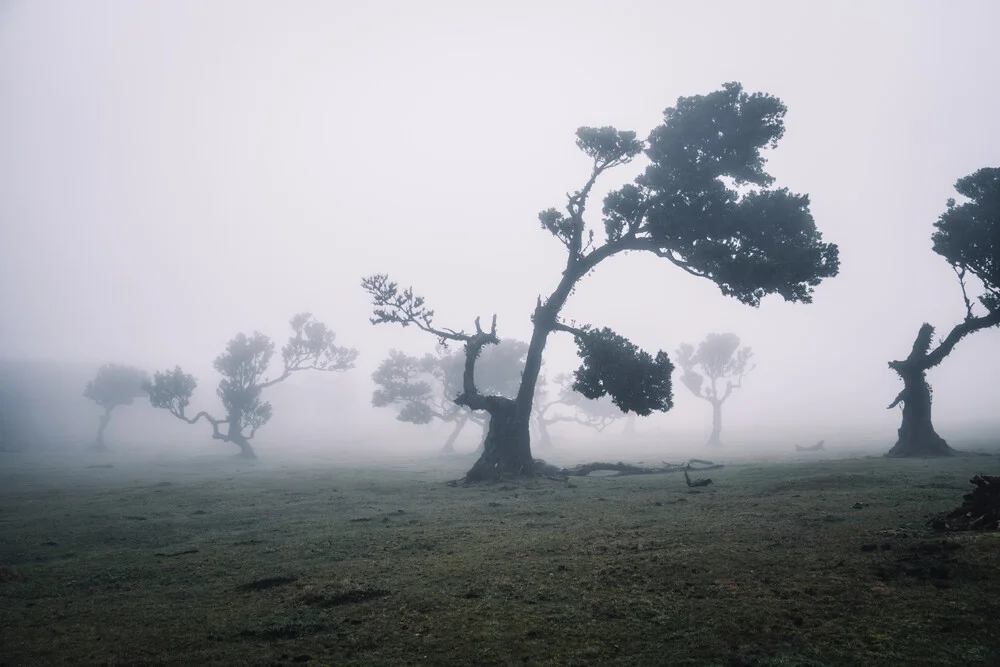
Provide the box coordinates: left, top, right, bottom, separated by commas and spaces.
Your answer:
886, 167, 1000, 457
372, 339, 529, 453
675, 333, 753, 447
534, 373, 625, 449
362, 82, 839, 481
146, 314, 358, 459
83, 364, 148, 450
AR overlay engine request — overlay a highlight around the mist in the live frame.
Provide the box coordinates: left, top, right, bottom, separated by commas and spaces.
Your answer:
1, 0, 998, 464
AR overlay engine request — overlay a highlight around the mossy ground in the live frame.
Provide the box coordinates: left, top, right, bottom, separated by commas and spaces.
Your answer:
1, 449, 998, 666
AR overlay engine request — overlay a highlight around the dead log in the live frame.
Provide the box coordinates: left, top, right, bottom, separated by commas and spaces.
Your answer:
931, 474, 1000, 532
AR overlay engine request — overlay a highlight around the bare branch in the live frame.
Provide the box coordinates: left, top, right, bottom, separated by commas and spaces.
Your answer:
952, 264, 975, 321
924, 311, 1000, 369
887, 388, 906, 410
361, 274, 475, 345
892, 312, 1000, 375
575, 235, 709, 279
172, 408, 226, 440
551, 320, 588, 338
453, 315, 500, 410
720, 363, 754, 402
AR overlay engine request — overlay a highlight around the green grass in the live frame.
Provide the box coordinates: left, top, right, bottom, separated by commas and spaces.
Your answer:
1, 450, 998, 666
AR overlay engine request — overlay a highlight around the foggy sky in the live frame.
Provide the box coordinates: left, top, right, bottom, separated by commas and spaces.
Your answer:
1, 0, 998, 445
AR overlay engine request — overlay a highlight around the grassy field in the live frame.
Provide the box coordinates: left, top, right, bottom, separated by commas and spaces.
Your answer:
1, 448, 998, 666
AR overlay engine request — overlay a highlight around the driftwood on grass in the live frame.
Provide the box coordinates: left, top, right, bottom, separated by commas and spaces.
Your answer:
795, 439, 825, 452
684, 468, 713, 487
931, 474, 1000, 532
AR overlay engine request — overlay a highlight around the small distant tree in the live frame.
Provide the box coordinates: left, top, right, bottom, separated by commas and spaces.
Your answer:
363, 82, 839, 481
534, 373, 625, 449
146, 314, 358, 459
372, 339, 529, 453
675, 333, 754, 447
886, 168, 1000, 457
83, 364, 148, 451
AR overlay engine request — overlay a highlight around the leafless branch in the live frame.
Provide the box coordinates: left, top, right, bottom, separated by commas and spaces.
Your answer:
952, 264, 975, 321
361, 274, 473, 345
551, 320, 588, 338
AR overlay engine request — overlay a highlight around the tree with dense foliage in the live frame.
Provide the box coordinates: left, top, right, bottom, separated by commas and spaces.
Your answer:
534, 373, 625, 449
675, 333, 753, 447
886, 167, 1000, 457
83, 364, 148, 450
362, 82, 839, 481
371, 339, 528, 453
146, 314, 358, 459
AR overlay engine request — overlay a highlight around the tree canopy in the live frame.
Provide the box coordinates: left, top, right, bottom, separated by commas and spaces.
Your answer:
83, 363, 148, 449
931, 167, 1000, 316
84, 364, 148, 411
676, 334, 753, 402
676, 333, 753, 447
146, 313, 358, 459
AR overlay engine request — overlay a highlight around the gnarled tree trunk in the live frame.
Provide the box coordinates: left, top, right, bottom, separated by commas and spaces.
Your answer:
707, 399, 723, 447
535, 417, 553, 449
475, 416, 489, 454
442, 414, 469, 454
462, 270, 578, 481
231, 435, 257, 459
92, 406, 113, 451
464, 398, 534, 482
886, 369, 953, 457
223, 420, 257, 460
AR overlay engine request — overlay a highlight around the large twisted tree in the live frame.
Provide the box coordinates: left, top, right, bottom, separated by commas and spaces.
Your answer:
146, 314, 358, 459
676, 333, 753, 447
83, 363, 148, 451
362, 82, 839, 481
886, 167, 1000, 457
372, 340, 528, 453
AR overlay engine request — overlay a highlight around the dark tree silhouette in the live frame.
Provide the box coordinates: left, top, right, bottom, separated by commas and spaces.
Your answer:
362, 82, 839, 481
534, 373, 625, 449
371, 339, 528, 453
146, 314, 357, 459
886, 168, 1000, 457
83, 364, 148, 451
676, 333, 753, 447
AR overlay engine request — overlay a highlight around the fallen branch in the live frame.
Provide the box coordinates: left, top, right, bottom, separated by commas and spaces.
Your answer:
537, 459, 723, 478
684, 467, 713, 487
931, 474, 1000, 532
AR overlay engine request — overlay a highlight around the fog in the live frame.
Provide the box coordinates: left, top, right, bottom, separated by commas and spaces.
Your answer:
1, 1, 998, 461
